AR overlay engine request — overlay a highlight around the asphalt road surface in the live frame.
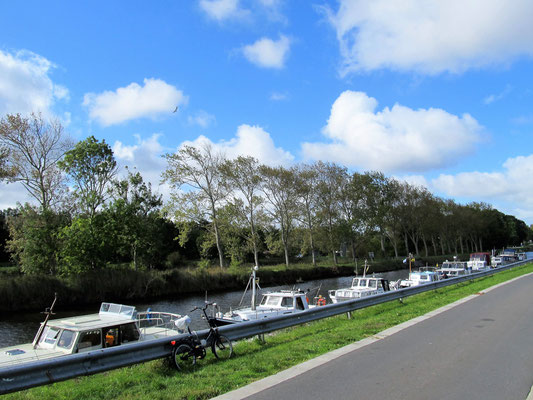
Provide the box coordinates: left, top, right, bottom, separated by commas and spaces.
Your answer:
222, 273, 533, 400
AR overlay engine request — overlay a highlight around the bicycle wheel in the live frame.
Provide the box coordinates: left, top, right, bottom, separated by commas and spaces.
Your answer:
212, 335, 233, 359
172, 344, 196, 371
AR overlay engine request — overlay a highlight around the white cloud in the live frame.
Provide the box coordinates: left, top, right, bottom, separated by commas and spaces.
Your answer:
83, 78, 187, 126
199, 0, 250, 21
181, 124, 294, 166
187, 110, 216, 128
302, 91, 482, 173
431, 154, 533, 223
270, 91, 288, 101
483, 85, 512, 105
325, 0, 533, 75
242, 35, 290, 69
112, 134, 170, 199
0, 49, 68, 117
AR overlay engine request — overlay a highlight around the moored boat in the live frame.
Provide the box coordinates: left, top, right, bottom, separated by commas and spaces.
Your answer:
328, 276, 390, 303
0, 301, 183, 368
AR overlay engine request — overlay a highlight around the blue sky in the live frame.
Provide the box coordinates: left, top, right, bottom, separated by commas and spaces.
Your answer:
1, 0, 533, 224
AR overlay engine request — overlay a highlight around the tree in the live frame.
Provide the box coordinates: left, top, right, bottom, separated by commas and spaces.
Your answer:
0, 113, 72, 210
294, 164, 320, 266
58, 136, 118, 217
260, 165, 299, 267
314, 162, 347, 266
7, 204, 70, 274
108, 170, 163, 270
221, 156, 264, 267
162, 143, 228, 268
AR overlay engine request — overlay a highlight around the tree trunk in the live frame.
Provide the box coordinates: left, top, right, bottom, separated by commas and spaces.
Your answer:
404, 233, 409, 255
422, 234, 428, 257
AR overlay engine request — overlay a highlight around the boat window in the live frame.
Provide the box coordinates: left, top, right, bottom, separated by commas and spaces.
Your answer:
295, 297, 305, 310
77, 330, 102, 350
369, 280, 377, 289
43, 327, 60, 345
420, 275, 428, 280
263, 296, 280, 307
359, 279, 367, 287
351, 278, 359, 287
120, 323, 140, 343
281, 297, 293, 308
57, 329, 76, 349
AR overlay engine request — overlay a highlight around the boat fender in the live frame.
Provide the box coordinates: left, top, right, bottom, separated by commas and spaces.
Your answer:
317, 297, 326, 306
174, 315, 191, 332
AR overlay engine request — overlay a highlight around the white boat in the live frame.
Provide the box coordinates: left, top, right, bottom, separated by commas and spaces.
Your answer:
491, 249, 519, 267
392, 268, 440, 289
213, 266, 326, 325
436, 260, 471, 278
328, 276, 390, 303
467, 252, 492, 271
214, 289, 315, 325
0, 302, 183, 368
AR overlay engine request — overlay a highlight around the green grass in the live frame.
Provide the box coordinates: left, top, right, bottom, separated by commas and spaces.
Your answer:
6, 263, 533, 400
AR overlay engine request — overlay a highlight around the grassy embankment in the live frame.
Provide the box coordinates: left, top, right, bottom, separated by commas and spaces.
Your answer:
6, 262, 533, 400
0, 254, 456, 313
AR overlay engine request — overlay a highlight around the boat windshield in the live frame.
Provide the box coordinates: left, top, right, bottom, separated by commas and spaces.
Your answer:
57, 329, 76, 349
358, 279, 367, 287
37, 326, 60, 347
261, 295, 281, 307
368, 280, 377, 289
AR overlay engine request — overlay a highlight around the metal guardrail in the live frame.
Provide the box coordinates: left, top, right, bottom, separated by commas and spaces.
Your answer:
1, 259, 530, 394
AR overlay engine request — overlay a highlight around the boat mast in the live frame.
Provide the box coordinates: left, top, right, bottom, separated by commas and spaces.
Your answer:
252, 265, 258, 311
33, 293, 58, 349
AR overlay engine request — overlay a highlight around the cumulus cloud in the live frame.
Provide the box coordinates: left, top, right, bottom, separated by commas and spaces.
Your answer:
83, 78, 187, 126
199, 0, 250, 21
302, 91, 482, 173
431, 154, 533, 222
325, 0, 533, 75
181, 124, 294, 166
0, 49, 68, 117
242, 35, 290, 69
112, 134, 169, 198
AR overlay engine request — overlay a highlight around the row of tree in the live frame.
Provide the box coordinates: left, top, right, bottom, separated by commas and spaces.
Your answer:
0, 113, 531, 275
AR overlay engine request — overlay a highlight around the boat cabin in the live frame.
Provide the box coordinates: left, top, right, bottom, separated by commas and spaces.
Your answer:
467, 252, 491, 271
214, 290, 311, 324
328, 277, 390, 303
0, 303, 182, 367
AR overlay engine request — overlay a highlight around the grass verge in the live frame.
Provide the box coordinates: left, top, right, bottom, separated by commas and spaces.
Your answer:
6, 263, 533, 400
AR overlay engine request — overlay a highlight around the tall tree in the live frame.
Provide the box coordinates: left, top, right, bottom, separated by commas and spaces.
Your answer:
58, 135, 118, 217
0, 113, 72, 210
294, 164, 320, 266
163, 143, 228, 268
221, 156, 264, 267
314, 162, 347, 266
108, 169, 163, 270
260, 165, 299, 267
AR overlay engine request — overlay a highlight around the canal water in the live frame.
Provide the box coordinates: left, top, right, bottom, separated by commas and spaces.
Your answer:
0, 269, 409, 347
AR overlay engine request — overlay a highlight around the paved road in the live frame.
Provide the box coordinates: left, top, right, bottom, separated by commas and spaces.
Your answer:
221, 273, 533, 400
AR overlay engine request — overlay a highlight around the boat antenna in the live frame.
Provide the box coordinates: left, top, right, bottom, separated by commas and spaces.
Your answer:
33, 292, 58, 349
238, 269, 254, 307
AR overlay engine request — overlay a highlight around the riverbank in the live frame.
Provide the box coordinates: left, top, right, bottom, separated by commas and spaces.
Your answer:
0, 254, 455, 313
5, 262, 532, 400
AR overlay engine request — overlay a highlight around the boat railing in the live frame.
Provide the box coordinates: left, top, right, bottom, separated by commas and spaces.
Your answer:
137, 311, 183, 336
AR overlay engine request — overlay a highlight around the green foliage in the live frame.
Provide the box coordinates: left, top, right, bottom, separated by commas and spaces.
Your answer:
7, 205, 69, 275
59, 214, 114, 274
58, 135, 117, 216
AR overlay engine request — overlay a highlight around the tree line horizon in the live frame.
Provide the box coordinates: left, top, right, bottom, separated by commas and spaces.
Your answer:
0, 113, 530, 275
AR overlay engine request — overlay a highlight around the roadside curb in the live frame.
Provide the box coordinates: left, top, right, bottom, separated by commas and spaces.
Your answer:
211, 271, 533, 400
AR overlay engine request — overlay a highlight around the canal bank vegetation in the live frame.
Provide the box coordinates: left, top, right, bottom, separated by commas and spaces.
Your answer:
5, 262, 533, 400
1, 114, 532, 310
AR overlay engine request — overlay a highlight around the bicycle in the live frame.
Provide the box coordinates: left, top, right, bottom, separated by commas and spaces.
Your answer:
170, 302, 233, 371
